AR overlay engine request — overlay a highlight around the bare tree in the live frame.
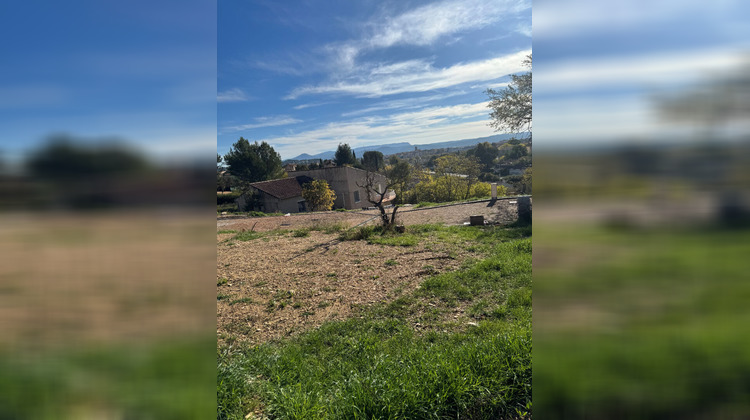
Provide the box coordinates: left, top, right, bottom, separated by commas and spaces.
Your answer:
357, 165, 410, 230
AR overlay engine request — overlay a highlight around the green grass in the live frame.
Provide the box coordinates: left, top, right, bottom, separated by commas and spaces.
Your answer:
1, 336, 215, 419
292, 228, 310, 237
534, 224, 750, 419
217, 229, 237, 234
218, 225, 532, 419
229, 297, 255, 306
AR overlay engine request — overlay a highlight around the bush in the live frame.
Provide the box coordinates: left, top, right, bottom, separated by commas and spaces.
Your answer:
217, 192, 241, 205
339, 225, 381, 241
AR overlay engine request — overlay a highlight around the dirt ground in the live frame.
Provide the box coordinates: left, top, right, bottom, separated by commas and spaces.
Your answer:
216, 198, 523, 346
217, 230, 469, 346
217, 198, 520, 232
0, 210, 216, 351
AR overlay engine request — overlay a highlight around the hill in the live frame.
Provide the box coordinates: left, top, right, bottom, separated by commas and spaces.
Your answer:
285, 134, 516, 162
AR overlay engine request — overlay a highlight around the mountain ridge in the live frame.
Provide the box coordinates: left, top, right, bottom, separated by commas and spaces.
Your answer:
285, 133, 516, 162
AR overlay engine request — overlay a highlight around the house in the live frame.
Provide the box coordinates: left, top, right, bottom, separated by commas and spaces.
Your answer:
238, 166, 390, 213
293, 166, 388, 210
240, 175, 313, 213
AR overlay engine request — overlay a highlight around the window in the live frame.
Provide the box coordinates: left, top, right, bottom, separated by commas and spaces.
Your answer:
353, 190, 360, 203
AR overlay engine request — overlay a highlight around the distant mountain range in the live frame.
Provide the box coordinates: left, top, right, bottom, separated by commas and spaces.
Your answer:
286, 133, 516, 162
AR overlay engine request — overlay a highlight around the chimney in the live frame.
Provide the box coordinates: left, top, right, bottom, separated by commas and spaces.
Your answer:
491, 183, 497, 199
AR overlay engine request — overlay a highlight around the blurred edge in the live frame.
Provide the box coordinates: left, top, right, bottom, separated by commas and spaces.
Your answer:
534, 0, 750, 418
0, 1, 217, 419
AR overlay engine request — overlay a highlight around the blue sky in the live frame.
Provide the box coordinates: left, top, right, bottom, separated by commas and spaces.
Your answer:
218, 0, 531, 160
533, 0, 750, 148
0, 0, 216, 165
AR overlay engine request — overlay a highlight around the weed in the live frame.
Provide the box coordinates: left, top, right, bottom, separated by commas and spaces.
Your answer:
217, 277, 228, 286
385, 259, 399, 266
292, 228, 310, 237
229, 297, 254, 306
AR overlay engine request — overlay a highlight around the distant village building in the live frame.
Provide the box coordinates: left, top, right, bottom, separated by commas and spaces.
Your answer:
283, 163, 297, 172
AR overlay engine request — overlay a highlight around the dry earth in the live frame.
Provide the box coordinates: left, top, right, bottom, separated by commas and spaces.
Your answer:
217, 197, 520, 232
0, 210, 216, 351
217, 231, 468, 346
216, 198, 522, 346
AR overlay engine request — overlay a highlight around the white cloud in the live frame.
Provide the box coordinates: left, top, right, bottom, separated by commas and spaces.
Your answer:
536, 48, 746, 94
340, 90, 468, 117
217, 88, 251, 102
259, 101, 495, 158
366, 0, 530, 50
221, 115, 302, 133
320, 0, 530, 73
287, 50, 530, 99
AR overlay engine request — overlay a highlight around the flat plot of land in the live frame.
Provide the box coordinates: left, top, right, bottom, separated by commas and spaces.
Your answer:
217, 230, 473, 346
217, 198, 519, 232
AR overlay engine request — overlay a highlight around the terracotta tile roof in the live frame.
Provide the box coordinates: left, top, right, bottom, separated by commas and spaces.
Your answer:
249, 176, 313, 200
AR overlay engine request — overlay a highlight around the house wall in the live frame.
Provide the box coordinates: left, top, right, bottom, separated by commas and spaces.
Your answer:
293, 167, 386, 210
258, 193, 302, 214
239, 191, 304, 213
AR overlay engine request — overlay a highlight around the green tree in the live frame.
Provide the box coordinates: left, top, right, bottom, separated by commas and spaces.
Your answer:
434, 154, 481, 200
223, 138, 285, 184
521, 167, 532, 194
302, 179, 336, 211
361, 151, 385, 172
504, 144, 528, 160
471, 142, 499, 172
486, 54, 531, 136
334, 143, 356, 166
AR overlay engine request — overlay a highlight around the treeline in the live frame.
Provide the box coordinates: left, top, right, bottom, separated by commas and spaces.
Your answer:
1, 136, 210, 210
219, 139, 530, 208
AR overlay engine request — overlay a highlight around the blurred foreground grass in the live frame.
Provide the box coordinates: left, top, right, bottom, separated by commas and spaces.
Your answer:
0, 210, 216, 418
534, 219, 750, 418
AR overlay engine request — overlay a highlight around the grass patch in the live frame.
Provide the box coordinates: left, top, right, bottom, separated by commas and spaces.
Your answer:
217, 277, 228, 286
218, 225, 532, 419
217, 229, 237, 234
534, 224, 750, 418
229, 297, 255, 306
384, 259, 399, 266
2, 337, 215, 419
292, 228, 310, 237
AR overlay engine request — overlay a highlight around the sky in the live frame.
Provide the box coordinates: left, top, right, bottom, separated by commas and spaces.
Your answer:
218, 0, 531, 160
0, 0, 216, 165
533, 0, 750, 149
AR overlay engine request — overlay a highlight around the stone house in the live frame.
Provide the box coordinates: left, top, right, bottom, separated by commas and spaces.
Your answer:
293, 166, 388, 210
238, 166, 389, 213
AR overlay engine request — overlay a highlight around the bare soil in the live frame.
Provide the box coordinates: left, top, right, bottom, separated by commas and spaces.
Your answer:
216, 198, 521, 346
217, 198, 519, 232
216, 230, 468, 346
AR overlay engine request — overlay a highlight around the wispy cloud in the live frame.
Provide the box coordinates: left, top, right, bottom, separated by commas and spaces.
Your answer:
217, 88, 251, 102
340, 90, 468, 117
293, 101, 335, 110
287, 50, 529, 99
323, 0, 530, 72
365, 0, 529, 51
220, 115, 302, 133
262, 101, 494, 158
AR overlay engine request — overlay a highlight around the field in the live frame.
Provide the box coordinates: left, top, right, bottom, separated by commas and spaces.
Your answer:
217, 217, 532, 419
